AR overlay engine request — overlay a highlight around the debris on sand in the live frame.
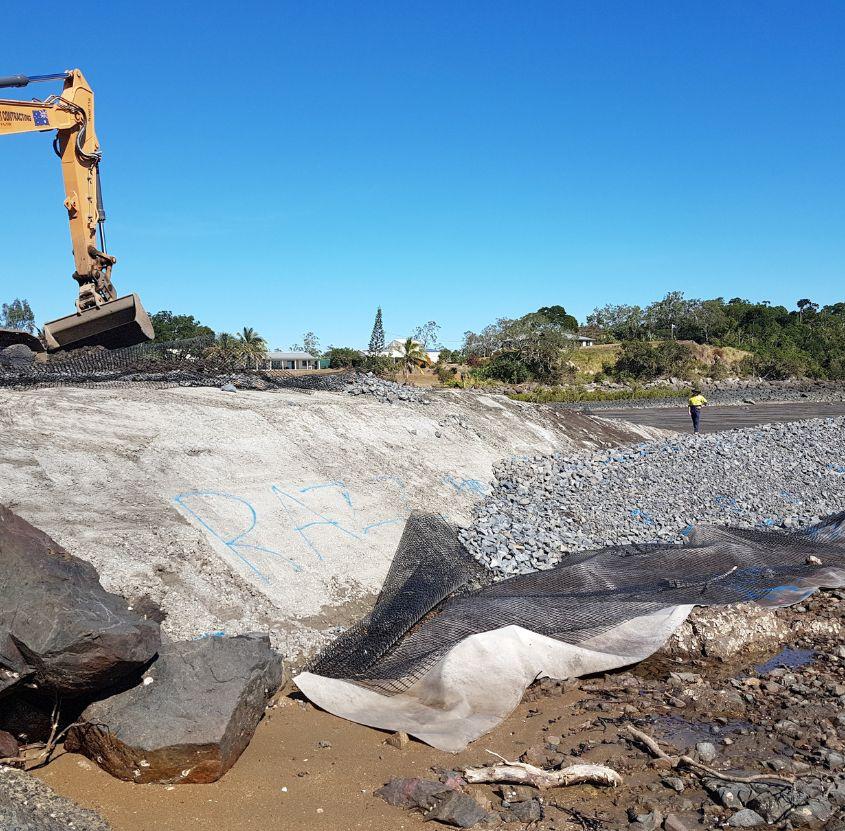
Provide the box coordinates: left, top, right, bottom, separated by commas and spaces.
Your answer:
376, 777, 489, 828
463, 758, 622, 789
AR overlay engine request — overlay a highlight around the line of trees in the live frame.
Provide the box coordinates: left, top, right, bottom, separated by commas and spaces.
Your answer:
586, 293, 845, 379
10, 293, 839, 383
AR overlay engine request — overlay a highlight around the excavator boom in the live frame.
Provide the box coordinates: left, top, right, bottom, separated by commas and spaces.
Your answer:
0, 69, 153, 351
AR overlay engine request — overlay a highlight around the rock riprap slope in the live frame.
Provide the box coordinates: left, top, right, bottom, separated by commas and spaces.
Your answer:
461, 417, 845, 577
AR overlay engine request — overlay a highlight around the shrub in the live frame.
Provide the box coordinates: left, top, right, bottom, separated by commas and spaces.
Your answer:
474, 353, 532, 384
614, 340, 695, 381
738, 348, 816, 380
437, 348, 465, 364
363, 355, 394, 375
436, 363, 457, 384
326, 347, 365, 368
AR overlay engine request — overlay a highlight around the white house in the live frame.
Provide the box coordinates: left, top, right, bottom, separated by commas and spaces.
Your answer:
263, 350, 320, 370
565, 333, 595, 348
378, 338, 433, 365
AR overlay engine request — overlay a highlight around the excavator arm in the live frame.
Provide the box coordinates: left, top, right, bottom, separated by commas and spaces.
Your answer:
0, 69, 153, 351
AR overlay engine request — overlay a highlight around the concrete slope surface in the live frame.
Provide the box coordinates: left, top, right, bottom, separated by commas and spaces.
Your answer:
0, 386, 654, 661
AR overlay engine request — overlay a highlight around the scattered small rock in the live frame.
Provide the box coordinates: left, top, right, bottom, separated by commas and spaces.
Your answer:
0, 730, 19, 759
387, 731, 410, 749
727, 808, 766, 827
695, 741, 717, 764
376, 777, 487, 828
663, 814, 693, 831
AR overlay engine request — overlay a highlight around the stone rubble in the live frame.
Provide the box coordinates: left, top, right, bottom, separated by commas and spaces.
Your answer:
374, 603, 844, 829
244, 369, 431, 403
338, 371, 430, 403
0, 766, 112, 831
572, 379, 845, 411
461, 417, 845, 578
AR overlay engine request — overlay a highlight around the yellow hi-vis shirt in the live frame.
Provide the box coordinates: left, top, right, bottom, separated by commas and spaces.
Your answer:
688, 394, 707, 407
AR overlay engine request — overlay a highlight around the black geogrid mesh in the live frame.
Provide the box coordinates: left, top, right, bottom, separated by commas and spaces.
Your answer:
0, 336, 354, 392
310, 512, 845, 696
308, 515, 489, 681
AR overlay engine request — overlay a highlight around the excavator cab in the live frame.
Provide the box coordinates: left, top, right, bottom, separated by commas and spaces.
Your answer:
0, 69, 155, 353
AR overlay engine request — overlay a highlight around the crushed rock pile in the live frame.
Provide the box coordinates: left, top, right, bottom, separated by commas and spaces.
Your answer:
0, 348, 431, 405
260, 370, 430, 403
332, 371, 430, 403
460, 417, 845, 577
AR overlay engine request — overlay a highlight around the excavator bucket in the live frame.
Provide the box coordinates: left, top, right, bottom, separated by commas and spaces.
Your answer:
43, 293, 155, 352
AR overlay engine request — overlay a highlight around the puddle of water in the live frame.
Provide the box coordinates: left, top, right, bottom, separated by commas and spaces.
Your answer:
649, 715, 754, 751
755, 647, 815, 675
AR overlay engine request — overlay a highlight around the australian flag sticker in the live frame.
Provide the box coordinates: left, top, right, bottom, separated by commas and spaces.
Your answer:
32, 109, 49, 127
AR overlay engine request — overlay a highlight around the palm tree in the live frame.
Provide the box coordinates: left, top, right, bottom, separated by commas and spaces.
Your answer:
399, 337, 425, 378
237, 327, 268, 369
203, 332, 241, 368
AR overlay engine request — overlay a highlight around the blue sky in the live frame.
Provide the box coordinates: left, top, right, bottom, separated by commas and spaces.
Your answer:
1, 1, 843, 349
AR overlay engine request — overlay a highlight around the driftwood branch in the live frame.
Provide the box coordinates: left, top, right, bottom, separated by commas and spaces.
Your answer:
624, 725, 795, 786
464, 759, 622, 789
0, 705, 87, 773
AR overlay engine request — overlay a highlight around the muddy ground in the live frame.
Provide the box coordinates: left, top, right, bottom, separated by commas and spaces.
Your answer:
34, 590, 845, 830
590, 401, 845, 434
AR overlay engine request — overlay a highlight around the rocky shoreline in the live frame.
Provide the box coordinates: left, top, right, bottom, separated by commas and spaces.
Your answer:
378, 589, 845, 830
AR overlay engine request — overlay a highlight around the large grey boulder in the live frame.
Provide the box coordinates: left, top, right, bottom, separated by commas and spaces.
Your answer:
0, 506, 161, 697
66, 633, 284, 784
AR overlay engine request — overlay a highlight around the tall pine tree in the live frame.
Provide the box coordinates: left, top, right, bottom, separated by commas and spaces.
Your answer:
368, 307, 385, 354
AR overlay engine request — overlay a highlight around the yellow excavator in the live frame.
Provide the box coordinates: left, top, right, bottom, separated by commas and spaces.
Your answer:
0, 69, 153, 351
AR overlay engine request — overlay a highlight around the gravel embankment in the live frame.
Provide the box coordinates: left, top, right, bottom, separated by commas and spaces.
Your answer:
0, 767, 112, 830
460, 417, 845, 577
228, 370, 431, 403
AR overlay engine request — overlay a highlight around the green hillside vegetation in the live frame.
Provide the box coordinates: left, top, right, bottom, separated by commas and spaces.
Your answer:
586, 293, 845, 380
567, 341, 750, 379
447, 295, 845, 387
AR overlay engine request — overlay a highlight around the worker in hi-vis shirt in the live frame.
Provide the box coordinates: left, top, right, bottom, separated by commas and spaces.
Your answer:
688, 389, 708, 433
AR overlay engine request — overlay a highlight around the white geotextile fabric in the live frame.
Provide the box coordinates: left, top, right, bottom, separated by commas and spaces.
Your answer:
295, 605, 693, 752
